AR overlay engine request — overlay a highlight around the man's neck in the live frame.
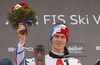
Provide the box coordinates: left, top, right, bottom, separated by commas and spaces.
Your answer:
51, 49, 64, 54
51, 50, 64, 56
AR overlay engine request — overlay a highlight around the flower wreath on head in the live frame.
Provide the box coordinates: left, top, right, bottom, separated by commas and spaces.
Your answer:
7, 2, 38, 35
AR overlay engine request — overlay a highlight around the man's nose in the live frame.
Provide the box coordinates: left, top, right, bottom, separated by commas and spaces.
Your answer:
58, 37, 62, 41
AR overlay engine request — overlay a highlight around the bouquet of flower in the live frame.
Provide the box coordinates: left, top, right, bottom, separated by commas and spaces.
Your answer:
7, 2, 38, 35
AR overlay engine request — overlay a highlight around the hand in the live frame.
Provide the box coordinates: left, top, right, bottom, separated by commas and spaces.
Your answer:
17, 23, 27, 44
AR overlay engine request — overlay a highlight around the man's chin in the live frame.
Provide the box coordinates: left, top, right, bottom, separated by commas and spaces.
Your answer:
56, 47, 63, 50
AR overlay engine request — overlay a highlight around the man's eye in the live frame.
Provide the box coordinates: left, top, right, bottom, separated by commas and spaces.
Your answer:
55, 35, 59, 38
61, 36, 65, 38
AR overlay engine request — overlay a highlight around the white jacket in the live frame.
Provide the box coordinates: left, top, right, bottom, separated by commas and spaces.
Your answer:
15, 43, 82, 65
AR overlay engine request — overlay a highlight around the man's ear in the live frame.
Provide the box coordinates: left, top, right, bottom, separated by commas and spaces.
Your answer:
51, 39, 52, 43
51, 38, 53, 43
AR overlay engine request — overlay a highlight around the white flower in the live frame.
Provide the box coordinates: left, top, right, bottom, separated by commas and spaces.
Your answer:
13, 4, 22, 10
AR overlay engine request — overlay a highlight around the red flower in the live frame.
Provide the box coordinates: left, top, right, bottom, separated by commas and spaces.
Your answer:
18, 2, 28, 8
11, 2, 28, 12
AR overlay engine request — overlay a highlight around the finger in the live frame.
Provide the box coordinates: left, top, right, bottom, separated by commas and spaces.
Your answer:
18, 23, 25, 29
17, 28, 24, 34
18, 23, 23, 25
26, 24, 28, 28
18, 25, 26, 30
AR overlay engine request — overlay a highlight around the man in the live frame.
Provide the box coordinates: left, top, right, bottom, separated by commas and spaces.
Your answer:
16, 23, 82, 65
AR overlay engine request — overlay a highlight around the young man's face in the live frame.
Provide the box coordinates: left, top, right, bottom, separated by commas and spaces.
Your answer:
51, 34, 66, 51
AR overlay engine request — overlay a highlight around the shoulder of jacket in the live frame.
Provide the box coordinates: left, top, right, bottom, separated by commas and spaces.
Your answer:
68, 57, 82, 65
45, 54, 55, 60
45, 54, 49, 57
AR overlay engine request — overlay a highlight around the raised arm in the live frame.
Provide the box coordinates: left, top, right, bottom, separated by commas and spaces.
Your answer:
15, 23, 27, 65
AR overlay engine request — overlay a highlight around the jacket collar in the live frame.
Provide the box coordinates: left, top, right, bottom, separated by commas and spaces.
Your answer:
49, 47, 70, 59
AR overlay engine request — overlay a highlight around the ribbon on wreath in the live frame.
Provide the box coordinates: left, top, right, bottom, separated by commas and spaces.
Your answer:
23, 20, 33, 27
